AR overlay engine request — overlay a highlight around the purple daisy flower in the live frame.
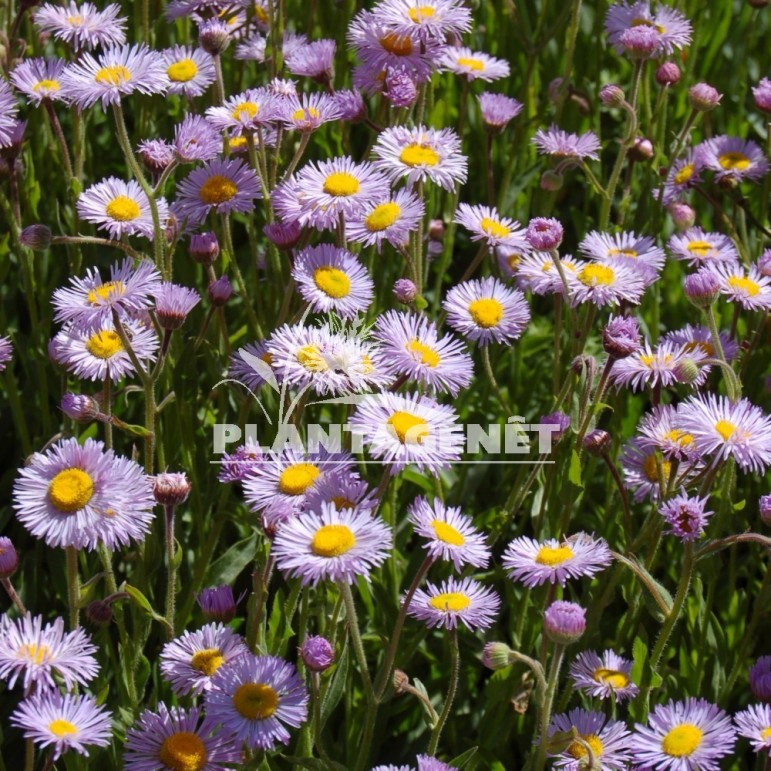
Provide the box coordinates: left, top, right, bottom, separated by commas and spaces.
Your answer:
605, 1, 692, 56
174, 114, 221, 163
620, 436, 696, 503
160, 623, 250, 696
667, 228, 738, 267
708, 262, 771, 311
417, 758, 457, 771
0, 335, 12, 372
478, 92, 522, 132
569, 650, 639, 702
349, 391, 464, 475
610, 340, 702, 392
154, 282, 201, 330
60, 44, 168, 109
280, 91, 342, 132
125, 703, 242, 770
228, 341, 275, 393
408, 496, 490, 570
734, 704, 771, 754
331, 88, 367, 121
0, 614, 99, 691
659, 491, 713, 541
0, 80, 19, 148
271, 502, 392, 585
34, 1, 126, 50
656, 148, 704, 205
303, 471, 380, 515
77, 177, 168, 240
547, 708, 632, 769
454, 204, 527, 250
10, 58, 68, 105
235, 32, 267, 61
515, 251, 585, 297
11, 691, 112, 761
439, 47, 510, 82
205, 654, 308, 750
372, 125, 467, 191
346, 188, 425, 252
371, 0, 471, 41
443, 276, 531, 345
12, 437, 155, 551
635, 404, 700, 461
502, 533, 613, 588
206, 87, 280, 133
579, 230, 665, 282
175, 158, 261, 227
570, 260, 646, 307
408, 576, 500, 631
631, 698, 736, 770
532, 125, 601, 160
286, 39, 336, 82
699, 135, 770, 183
291, 244, 374, 319
373, 310, 473, 396
217, 438, 264, 484
162, 45, 215, 97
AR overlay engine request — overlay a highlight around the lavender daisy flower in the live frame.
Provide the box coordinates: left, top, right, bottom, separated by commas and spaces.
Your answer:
60, 44, 168, 109
175, 158, 261, 227
236, 32, 267, 61
408, 496, 490, 570
349, 392, 464, 475
0, 80, 19, 148
155, 282, 201, 330
331, 88, 366, 121
280, 92, 342, 132
372, 766, 412, 771
11, 691, 112, 761
454, 204, 527, 250
708, 262, 771, 311
206, 654, 308, 751
656, 148, 704, 205
372, 125, 467, 191
371, 0, 472, 41
699, 135, 769, 183
443, 276, 531, 345
635, 404, 700, 461
0, 335, 12, 372
753, 77, 771, 114
174, 114, 221, 164
138, 139, 175, 173
12, 437, 155, 551
271, 502, 392, 585
77, 177, 168, 240
478, 92, 522, 132
165, 0, 227, 19
408, 576, 500, 631
34, 2, 126, 50
570, 260, 646, 307
610, 340, 700, 392
667, 228, 739, 267
632, 698, 736, 770
605, 1, 692, 56
286, 39, 336, 82
217, 438, 264, 483
52, 257, 161, 331
373, 310, 473, 396
206, 88, 280, 133
660, 491, 713, 541
547, 708, 632, 769
346, 189, 425, 251
417, 758, 457, 771
516, 252, 584, 297
160, 623, 250, 696
10, 58, 68, 105
502, 533, 612, 588
620, 437, 692, 502
291, 245, 374, 319
303, 471, 380, 515
0, 614, 98, 690
532, 125, 601, 160
569, 650, 639, 702
440, 47, 510, 82
125, 703, 242, 770
228, 341, 274, 393
197, 585, 239, 623
162, 45, 215, 97
734, 704, 771, 754
676, 394, 771, 474
579, 230, 665, 279
662, 323, 739, 364
53, 317, 158, 382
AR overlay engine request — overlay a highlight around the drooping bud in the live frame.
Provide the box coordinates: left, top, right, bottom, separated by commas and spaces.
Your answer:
482, 641, 514, 670
198, 18, 230, 55
673, 358, 701, 385
393, 278, 418, 304
20, 224, 52, 251
583, 429, 611, 456
540, 170, 563, 192
602, 315, 641, 359
526, 217, 563, 252
628, 137, 654, 162
599, 84, 625, 107
667, 202, 696, 231
60, 392, 100, 422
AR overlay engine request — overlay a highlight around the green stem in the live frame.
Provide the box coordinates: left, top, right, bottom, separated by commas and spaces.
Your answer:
427, 627, 460, 756
533, 644, 565, 771
165, 504, 177, 639
66, 546, 80, 629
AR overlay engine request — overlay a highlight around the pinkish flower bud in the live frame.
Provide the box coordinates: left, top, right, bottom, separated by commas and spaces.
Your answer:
0, 536, 19, 578
208, 275, 233, 306
153, 472, 191, 506
655, 61, 681, 86
668, 202, 696, 231
689, 83, 722, 112
599, 84, 625, 106
629, 137, 654, 162
20, 224, 52, 251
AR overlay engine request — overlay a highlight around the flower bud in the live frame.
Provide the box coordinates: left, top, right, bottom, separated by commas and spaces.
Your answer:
86, 599, 113, 627
153, 472, 191, 506
548, 77, 565, 103
599, 84, 625, 107
688, 83, 722, 112
655, 61, 681, 86
0, 536, 19, 578
752, 78, 771, 114
197, 585, 238, 622
757, 249, 771, 278
198, 18, 230, 55
263, 221, 302, 250
393, 278, 418, 304
20, 224, 52, 251
673, 358, 701, 385
540, 170, 563, 192
482, 641, 514, 671
750, 656, 771, 702
393, 669, 410, 694
544, 601, 586, 645
428, 219, 445, 241
684, 270, 720, 308
526, 217, 563, 252
384, 67, 417, 108
60, 392, 100, 422
759, 494, 771, 526
619, 26, 659, 58
668, 202, 696, 231
540, 411, 572, 443
583, 429, 611, 456
208, 275, 233, 306
300, 635, 336, 672
189, 232, 220, 266
628, 137, 654, 162
602, 315, 641, 359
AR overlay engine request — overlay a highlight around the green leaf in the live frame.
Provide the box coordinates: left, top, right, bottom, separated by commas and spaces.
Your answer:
449, 747, 479, 768
613, 552, 673, 615
125, 584, 166, 624
203, 532, 258, 586
320, 639, 349, 728
569, 449, 583, 488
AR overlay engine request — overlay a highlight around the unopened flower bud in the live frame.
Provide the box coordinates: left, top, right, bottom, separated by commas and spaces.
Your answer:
684, 270, 720, 308
655, 61, 681, 86
759, 495, 771, 526
384, 67, 417, 108
619, 26, 659, 58
153, 472, 191, 506
20, 224, 52, 251
198, 18, 230, 55
0, 536, 19, 578
668, 202, 696, 231
540, 170, 563, 192
208, 275, 233, 306
60, 392, 100, 422
673, 358, 701, 385
629, 137, 654, 162
599, 84, 625, 107
300, 635, 336, 673
393, 278, 418, 304
393, 669, 410, 693
263, 221, 302, 250
752, 78, 771, 114
548, 77, 565, 103
689, 83, 722, 112
583, 429, 611, 456
189, 232, 220, 266
757, 250, 771, 278
482, 641, 514, 670
197, 585, 238, 622
526, 217, 563, 251
428, 219, 445, 241
540, 411, 571, 443
86, 599, 113, 627
544, 601, 586, 645
603, 315, 641, 358
750, 657, 771, 702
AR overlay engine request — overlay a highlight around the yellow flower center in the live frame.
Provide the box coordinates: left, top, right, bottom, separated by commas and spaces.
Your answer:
167, 59, 199, 82
567, 734, 604, 760
159, 731, 208, 771
480, 217, 510, 239
311, 524, 357, 557
399, 143, 440, 167
674, 163, 694, 185
431, 519, 465, 546
408, 6, 435, 21
19, 643, 51, 665
534, 545, 574, 566
507, 254, 522, 271
190, 648, 225, 677
233, 683, 279, 720
578, 264, 615, 287
49, 719, 78, 738
291, 107, 320, 121
86, 330, 124, 359
361, 354, 374, 374
643, 454, 671, 483
365, 202, 401, 231
761, 727, 771, 740
468, 298, 503, 328
379, 33, 413, 55
323, 172, 360, 197
87, 280, 124, 305
593, 667, 629, 689
661, 724, 703, 757
105, 195, 141, 221
95, 65, 132, 86
67, 14, 83, 24
229, 136, 248, 151
456, 57, 485, 72
48, 468, 95, 512
232, 101, 259, 121
200, 175, 238, 205
313, 266, 351, 298
631, 17, 666, 34
607, 248, 638, 258
719, 152, 751, 171
407, 339, 441, 368
296, 344, 328, 372
254, 4, 269, 23
686, 240, 713, 258
429, 592, 470, 612
664, 429, 694, 447
279, 463, 320, 495
388, 411, 429, 444
331, 496, 355, 509
715, 419, 737, 441
33, 79, 60, 92
727, 275, 760, 297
